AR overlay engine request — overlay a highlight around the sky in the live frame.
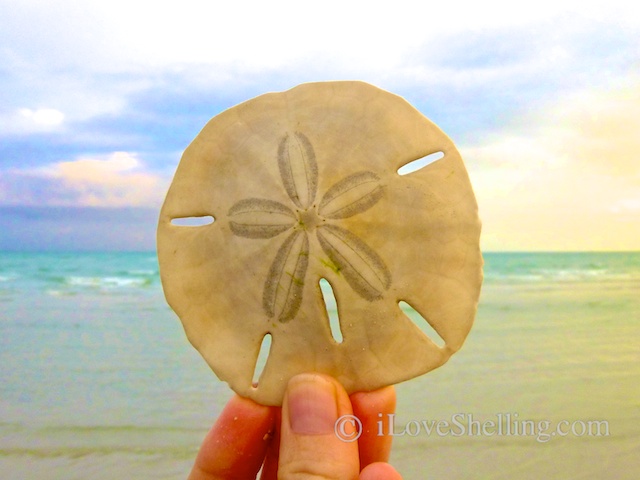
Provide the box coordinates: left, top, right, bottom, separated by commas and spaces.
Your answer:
0, 0, 638, 251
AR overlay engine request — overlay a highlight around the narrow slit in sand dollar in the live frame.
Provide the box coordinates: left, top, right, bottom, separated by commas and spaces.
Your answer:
252, 333, 273, 388
397, 151, 445, 176
170, 215, 215, 227
398, 301, 446, 348
320, 278, 343, 344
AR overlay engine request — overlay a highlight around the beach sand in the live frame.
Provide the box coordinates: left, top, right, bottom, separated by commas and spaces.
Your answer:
393, 278, 640, 479
1, 252, 638, 479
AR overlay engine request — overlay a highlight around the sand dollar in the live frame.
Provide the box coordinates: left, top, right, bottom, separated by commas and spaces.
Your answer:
157, 81, 482, 406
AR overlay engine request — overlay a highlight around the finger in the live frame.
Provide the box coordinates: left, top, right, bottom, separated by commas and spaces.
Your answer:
260, 408, 281, 480
359, 462, 403, 480
278, 373, 360, 479
350, 386, 396, 468
188, 394, 276, 480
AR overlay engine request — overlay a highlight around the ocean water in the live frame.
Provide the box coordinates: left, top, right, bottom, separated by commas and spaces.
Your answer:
0, 252, 639, 479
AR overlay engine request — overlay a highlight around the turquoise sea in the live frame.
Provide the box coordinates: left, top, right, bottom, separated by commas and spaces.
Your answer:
1, 252, 639, 479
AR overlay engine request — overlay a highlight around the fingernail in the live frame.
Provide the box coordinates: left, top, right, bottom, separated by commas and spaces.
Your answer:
287, 374, 338, 435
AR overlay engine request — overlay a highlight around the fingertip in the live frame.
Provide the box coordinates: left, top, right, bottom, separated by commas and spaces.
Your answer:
350, 385, 396, 416
359, 462, 403, 480
278, 373, 359, 479
286, 373, 339, 435
350, 386, 396, 467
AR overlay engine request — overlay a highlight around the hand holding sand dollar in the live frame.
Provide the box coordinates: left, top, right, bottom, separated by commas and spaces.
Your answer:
157, 81, 483, 406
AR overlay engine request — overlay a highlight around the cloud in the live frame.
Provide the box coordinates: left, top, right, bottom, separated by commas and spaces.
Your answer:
548, 82, 640, 179
0, 152, 169, 208
4, 1, 638, 92
6, 0, 636, 70
2, 0, 638, 166
0, 108, 66, 136
19, 108, 64, 126
463, 78, 640, 250
611, 198, 640, 214
2, 0, 639, 251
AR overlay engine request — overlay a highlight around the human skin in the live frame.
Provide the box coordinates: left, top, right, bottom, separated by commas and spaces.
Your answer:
188, 373, 402, 480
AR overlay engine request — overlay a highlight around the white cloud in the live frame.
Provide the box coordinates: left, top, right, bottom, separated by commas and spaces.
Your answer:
80, 1, 640, 69
2, 0, 638, 137
2, 0, 639, 250
18, 108, 65, 126
5, 0, 639, 73
611, 198, 640, 214
0, 107, 66, 135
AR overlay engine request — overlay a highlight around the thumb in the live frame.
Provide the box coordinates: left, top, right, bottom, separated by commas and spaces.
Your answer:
278, 373, 360, 480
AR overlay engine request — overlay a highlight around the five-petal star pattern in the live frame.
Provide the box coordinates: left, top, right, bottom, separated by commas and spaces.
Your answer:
229, 131, 392, 322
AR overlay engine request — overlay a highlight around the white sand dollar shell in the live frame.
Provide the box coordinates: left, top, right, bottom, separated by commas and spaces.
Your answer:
157, 81, 483, 406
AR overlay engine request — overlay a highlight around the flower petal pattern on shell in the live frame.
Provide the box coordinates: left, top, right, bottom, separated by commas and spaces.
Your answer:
263, 230, 309, 323
278, 132, 318, 209
229, 199, 296, 239
316, 224, 391, 301
318, 171, 384, 219
229, 131, 391, 322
